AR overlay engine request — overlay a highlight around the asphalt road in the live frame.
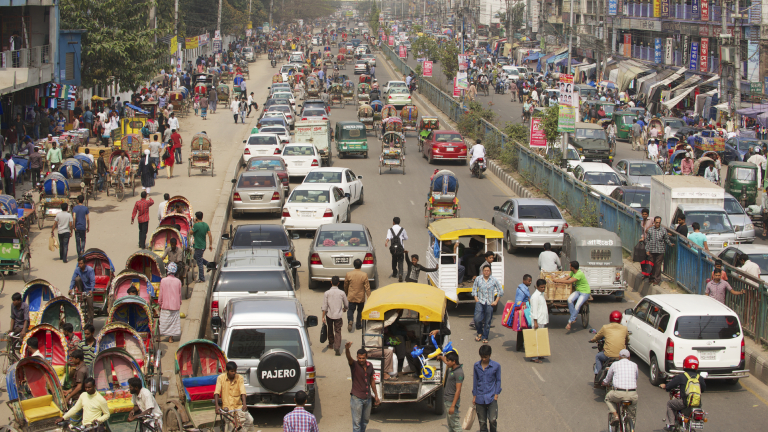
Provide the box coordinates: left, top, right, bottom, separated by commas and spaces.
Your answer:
212, 45, 768, 431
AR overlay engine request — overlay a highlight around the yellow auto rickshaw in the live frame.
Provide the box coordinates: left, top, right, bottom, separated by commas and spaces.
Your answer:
361, 283, 454, 415
425, 218, 505, 306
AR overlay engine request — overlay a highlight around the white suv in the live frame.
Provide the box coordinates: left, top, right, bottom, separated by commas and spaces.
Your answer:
622, 294, 748, 385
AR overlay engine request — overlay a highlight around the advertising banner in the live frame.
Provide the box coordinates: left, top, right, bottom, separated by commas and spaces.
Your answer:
700, 38, 708, 72
170, 36, 178, 54
665, 37, 674, 64
692, 0, 699, 17
458, 54, 469, 71
558, 74, 576, 107
198, 34, 209, 46
388, 35, 395, 46
623, 34, 631, 57
558, 74, 576, 133
453, 77, 461, 97
654, 38, 663, 63
530, 118, 547, 147
423, 61, 433, 77
701, 0, 709, 20
212, 38, 222, 54
653, 0, 661, 17
457, 71, 468, 89
399, 45, 407, 58
185, 36, 198, 49
558, 106, 576, 133
748, 41, 760, 82
689, 41, 699, 71
608, 0, 618, 15
661, 0, 670, 17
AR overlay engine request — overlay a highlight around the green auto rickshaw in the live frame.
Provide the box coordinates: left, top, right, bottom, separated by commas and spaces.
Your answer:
613, 111, 639, 141
725, 161, 758, 206
334, 120, 369, 158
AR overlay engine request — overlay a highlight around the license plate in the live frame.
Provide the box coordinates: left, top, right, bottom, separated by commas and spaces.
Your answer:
446, 147, 454, 151
699, 351, 717, 360
535, 227, 550, 233
294, 161, 303, 165
334, 257, 350, 264
250, 195, 263, 201
299, 211, 314, 217
257, 150, 267, 154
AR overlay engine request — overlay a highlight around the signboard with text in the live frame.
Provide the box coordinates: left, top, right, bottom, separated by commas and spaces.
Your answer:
423, 61, 433, 77
558, 74, 576, 133
453, 77, 461, 97
692, 0, 699, 17
458, 55, 469, 71
558, 74, 576, 107
661, 0, 670, 17
653, 0, 661, 17
623, 34, 631, 57
654, 38, 663, 63
700, 38, 708, 72
530, 118, 546, 147
398, 45, 407, 58
689, 42, 699, 70
185, 36, 198, 49
665, 37, 674, 64
701, 0, 709, 20
608, 0, 618, 15
388, 36, 395, 46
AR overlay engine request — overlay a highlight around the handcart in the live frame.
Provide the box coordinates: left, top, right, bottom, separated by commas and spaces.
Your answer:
540, 270, 589, 328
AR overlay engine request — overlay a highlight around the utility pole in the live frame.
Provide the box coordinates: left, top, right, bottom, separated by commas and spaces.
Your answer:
269, 0, 273, 28
733, 1, 741, 124
563, 0, 575, 164
217, 0, 222, 33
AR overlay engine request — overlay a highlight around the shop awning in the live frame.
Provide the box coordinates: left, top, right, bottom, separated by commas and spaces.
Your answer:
636, 72, 658, 94
524, 52, 542, 61
616, 60, 649, 92
736, 104, 768, 117
669, 75, 703, 97
647, 67, 687, 96
662, 75, 719, 109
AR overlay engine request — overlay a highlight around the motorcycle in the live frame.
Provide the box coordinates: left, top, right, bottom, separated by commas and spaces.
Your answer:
668, 382, 708, 431
470, 158, 487, 179
591, 332, 631, 391
494, 78, 506, 95
271, 59, 277, 68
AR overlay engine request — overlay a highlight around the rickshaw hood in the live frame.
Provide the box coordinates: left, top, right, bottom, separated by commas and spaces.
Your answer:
428, 218, 503, 241
362, 283, 446, 322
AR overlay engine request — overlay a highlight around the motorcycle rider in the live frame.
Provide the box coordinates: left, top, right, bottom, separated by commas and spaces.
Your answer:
589, 310, 629, 385
660, 356, 706, 431
601, 349, 638, 427
468, 139, 486, 175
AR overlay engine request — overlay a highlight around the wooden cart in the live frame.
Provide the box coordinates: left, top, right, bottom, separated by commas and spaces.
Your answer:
540, 270, 589, 328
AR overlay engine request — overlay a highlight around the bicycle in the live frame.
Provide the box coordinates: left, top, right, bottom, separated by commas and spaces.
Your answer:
0, 331, 22, 391
217, 408, 247, 432
607, 393, 636, 432
129, 411, 163, 432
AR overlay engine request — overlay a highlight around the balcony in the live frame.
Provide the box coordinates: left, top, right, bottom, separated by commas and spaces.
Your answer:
0, 45, 54, 94
1, 45, 52, 69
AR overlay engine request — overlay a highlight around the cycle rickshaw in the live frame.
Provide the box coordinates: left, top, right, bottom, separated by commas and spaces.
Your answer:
425, 170, 461, 226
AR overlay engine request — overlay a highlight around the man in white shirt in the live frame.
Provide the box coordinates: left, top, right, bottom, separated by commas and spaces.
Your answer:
531, 89, 539, 104
647, 139, 659, 162
529, 279, 549, 363
747, 147, 766, 186
168, 113, 180, 132
740, 255, 762, 280
384, 216, 408, 282
538, 242, 561, 272
127, 377, 163, 430
468, 139, 486, 171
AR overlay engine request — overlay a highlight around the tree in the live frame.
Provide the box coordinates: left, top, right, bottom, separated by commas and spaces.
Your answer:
503, 1, 526, 40
438, 43, 460, 81
411, 35, 439, 61
61, 0, 170, 90
368, 2, 380, 36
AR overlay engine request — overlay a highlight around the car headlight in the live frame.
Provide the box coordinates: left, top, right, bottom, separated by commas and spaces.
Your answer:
745, 223, 754, 231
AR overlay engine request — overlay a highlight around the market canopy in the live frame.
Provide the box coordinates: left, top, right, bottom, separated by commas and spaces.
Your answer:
736, 104, 768, 117
647, 67, 687, 96
616, 60, 649, 92
524, 52, 542, 61
661, 75, 719, 109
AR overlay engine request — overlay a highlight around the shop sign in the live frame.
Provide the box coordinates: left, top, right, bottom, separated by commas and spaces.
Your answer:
700, 38, 709, 73
690, 41, 699, 71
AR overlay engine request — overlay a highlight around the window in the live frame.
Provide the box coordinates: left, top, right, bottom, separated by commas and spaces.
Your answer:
720, 248, 738, 265
733, 167, 756, 181
214, 271, 292, 292
590, 249, 612, 261
65, 52, 75, 81
305, 171, 342, 183
333, 188, 344, 202
723, 198, 745, 215
628, 163, 662, 176
634, 300, 651, 322
624, 190, 650, 208
657, 311, 670, 333
232, 229, 289, 248
646, 303, 662, 327
673, 315, 741, 340
289, 190, 330, 203
499, 201, 511, 213
237, 175, 275, 188
518, 205, 563, 220
685, 211, 733, 234
248, 136, 278, 145
316, 230, 369, 247
227, 328, 304, 359
346, 170, 355, 183
247, 159, 284, 171
283, 146, 314, 156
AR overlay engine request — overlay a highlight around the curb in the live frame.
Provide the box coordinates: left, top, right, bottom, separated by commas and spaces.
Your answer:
487, 160, 533, 198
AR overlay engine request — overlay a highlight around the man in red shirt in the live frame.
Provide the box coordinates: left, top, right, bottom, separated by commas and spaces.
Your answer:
131, 191, 154, 249
170, 129, 183, 165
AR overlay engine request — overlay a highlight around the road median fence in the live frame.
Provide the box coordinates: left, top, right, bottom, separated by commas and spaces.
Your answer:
381, 43, 768, 346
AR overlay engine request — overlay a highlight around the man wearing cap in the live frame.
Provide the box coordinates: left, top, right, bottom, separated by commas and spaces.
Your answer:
602, 349, 638, 426
748, 147, 766, 186
158, 262, 182, 343
680, 152, 694, 175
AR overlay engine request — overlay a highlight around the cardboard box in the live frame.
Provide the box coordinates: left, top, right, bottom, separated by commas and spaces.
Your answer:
539, 270, 573, 301
523, 328, 551, 358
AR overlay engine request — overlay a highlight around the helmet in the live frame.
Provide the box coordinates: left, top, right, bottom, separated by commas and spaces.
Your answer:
609, 310, 623, 323
683, 355, 700, 370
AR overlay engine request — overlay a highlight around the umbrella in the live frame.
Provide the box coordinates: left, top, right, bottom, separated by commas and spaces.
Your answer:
599, 81, 618, 90
443, 29, 453, 35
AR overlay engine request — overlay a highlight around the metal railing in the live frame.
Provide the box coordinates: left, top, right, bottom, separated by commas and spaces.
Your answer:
1, 45, 51, 69
379, 42, 768, 345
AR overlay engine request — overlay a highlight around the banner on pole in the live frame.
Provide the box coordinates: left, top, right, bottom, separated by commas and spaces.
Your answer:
399, 45, 407, 58
458, 55, 469, 71
388, 36, 395, 46
700, 38, 708, 72
530, 118, 547, 147
170, 36, 178, 54
689, 42, 699, 71
423, 61, 433, 77
558, 74, 576, 133
185, 36, 199, 50
457, 71, 468, 89
453, 77, 461, 97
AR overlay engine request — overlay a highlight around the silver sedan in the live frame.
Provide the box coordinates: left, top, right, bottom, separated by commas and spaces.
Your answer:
307, 223, 378, 289
492, 198, 567, 253
231, 171, 285, 217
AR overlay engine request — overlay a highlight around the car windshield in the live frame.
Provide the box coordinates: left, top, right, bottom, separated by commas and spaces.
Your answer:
565, 149, 580, 160
389, 88, 409, 94
243, 47, 253, 52
723, 198, 745, 215
237, 175, 275, 188
341, 126, 366, 139
733, 167, 756, 181
575, 128, 608, 140
227, 328, 304, 359
289, 189, 330, 203
435, 133, 463, 142
305, 171, 342, 183
624, 190, 650, 208
283, 145, 314, 156
261, 127, 287, 135
280, 66, 294, 73
518, 205, 562, 219
737, 140, 766, 151
303, 109, 326, 117
259, 118, 284, 127
686, 211, 733, 234
628, 163, 663, 176
583, 172, 621, 185
269, 106, 291, 113
316, 230, 369, 247
247, 135, 278, 145
215, 271, 291, 292
673, 315, 741, 340
232, 229, 289, 248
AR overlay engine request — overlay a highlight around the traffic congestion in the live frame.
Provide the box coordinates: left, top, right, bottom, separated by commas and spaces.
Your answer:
0, 4, 767, 432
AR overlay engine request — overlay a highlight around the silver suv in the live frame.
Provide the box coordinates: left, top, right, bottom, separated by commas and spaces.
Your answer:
209, 249, 301, 339
212, 298, 318, 411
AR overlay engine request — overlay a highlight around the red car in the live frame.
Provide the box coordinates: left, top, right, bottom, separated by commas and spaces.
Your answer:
422, 130, 468, 164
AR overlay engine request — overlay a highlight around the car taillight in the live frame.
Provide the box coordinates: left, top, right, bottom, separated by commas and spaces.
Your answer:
244, 148, 250, 155
741, 338, 745, 360
389, 96, 393, 99
560, 223, 569, 233
311, 159, 319, 166
306, 366, 316, 385
432, 146, 439, 151
514, 222, 526, 233
616, 268, 622, 281
666, 337, 675, 362
310, 253, 322, 265
274, 148, 281, 154
271, 192, 280, 200
282, 208, 290, 217
302, 117, 307, 120
211, 300, 219, 317
407, 95, 411, 99
322, 208, 334, 218
284, 251, 293, 258
233, 192, 242, 202
363, 253, 374, 265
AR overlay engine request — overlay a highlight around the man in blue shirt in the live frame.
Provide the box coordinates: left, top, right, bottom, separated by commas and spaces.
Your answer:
472, 345, 501, 432
72, 195, 90, 256
514, 274, 532, 352
471, 266, 503, 343
70, 256, 95, 324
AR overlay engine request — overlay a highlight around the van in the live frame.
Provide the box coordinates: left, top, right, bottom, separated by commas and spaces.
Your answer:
568, 122, 613, 165
209, 249, 301, 339
574, 84, 598, 99
213, 298, 319, 411
622, 294, 748, 385
672, 204, 738, 252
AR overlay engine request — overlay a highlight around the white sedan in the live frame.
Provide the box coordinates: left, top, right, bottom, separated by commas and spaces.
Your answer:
282, 184, 352, 230
243, 133, 283, 162
302, 167, 364, 204
259, 125, 291, 144
382, 80, 408, 94
281, 143, 321, 177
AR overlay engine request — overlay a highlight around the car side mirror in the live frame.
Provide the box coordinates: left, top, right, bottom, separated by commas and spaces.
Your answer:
231, 179, 237, 184
306, 315, 319, 327
241, 162, 247, 168
493, 206, 500, 211
275, 148, 282, 154
358, 175, 363, 179
624, 308, 634, 316
618, 169, 625, 174
206, 262, 217, 271
291, 260, 302, 269
243, 140, 247, 143
221, 233, 230, 240
292, 232, 300, 239
621, 180, 628, 186
211, 316, 222, 327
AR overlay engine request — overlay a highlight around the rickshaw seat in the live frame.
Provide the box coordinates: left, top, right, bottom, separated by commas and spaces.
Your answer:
53, 365, 67, 382
20, 395, 62, 423
107, 397, 135, 414
95, 275, 111, 288
183, 375, 219, 401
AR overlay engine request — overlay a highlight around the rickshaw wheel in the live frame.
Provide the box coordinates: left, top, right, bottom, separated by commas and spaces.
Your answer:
37, 208, 44, 230
581, 302, 590, 328
211, 162, 215, 177
188, 161, 192, 176
163, 405, 185, 431
21, 256, 30, 282
0, 425, 20, 432
0, 272, 5, 295
425, 207, 432, 227
117, 183, 125, 202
